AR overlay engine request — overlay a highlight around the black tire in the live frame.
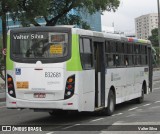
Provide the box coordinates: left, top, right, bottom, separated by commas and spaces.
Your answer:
135, 85, 144, 104
104, 90, 115, 116
49, 110, 68, 116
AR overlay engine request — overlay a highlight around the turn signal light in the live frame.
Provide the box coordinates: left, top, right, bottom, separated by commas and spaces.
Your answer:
68, 78, 73, 83
64, 75, 75, 99
8, 77, 12, 83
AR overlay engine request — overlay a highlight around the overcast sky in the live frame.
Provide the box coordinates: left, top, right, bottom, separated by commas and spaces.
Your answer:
101, 0, 157, 33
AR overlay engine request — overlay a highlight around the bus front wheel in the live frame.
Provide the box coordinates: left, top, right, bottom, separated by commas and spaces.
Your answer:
104, 90, 115, 116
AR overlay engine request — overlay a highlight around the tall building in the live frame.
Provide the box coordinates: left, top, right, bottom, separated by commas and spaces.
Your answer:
79, 10, 101, 31
135, 13, 158, 39
0, 13, 21, 33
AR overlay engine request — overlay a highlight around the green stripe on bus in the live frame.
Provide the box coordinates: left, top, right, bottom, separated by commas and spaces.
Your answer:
6, 35, 14, 70
67, 34, 82, 71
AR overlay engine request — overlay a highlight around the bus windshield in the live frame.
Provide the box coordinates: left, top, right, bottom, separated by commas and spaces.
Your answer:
11, 32, 69, 61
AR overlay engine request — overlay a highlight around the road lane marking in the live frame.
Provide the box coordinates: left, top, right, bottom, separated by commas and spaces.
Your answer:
126, 114, 135, 117
111, 113, 123, 116
90, 118, 104, 122
62, 124, 80, 130
136, 109, 143, 111
150, 106, 160, 109
143, 103, 151, 106
46, 132, 54, 134
154, 101, 160, 103
128, 107, 138, 111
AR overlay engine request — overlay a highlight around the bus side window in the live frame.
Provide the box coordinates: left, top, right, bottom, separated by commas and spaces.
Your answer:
80, 38, 83, 53
114, 54, 120, 66
124, 55, 128, 66
107, 54, 114, 67
116, 42, 124, 67
106, 41, 116, 68
124, 43, 127, 54
105, 41, 110, 53
110, 41, 116, 53
105, 41, 110, 67
127, 43, 133, 66
134, 44, 140, 54
134, 44, 138, 65
120, 43, 125, 67
80, 38, 93, 69
141, 45, 148, 65
124, 43, 129, 67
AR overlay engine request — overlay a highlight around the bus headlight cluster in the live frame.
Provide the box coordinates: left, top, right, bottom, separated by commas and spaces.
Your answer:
64, 75, 75, 99
7, 74, 16, 98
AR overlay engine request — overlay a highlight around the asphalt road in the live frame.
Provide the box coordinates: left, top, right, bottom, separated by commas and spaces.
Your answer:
0, 71, 160, 134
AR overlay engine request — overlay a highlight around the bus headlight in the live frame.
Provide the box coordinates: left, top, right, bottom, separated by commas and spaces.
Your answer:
64, 75, 75, 99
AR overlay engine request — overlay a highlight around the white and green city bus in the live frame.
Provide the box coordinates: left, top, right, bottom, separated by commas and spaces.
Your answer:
6, 26, 153, 115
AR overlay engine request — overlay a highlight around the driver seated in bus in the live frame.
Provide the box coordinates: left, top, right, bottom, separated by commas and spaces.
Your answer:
26, 40, 45, 57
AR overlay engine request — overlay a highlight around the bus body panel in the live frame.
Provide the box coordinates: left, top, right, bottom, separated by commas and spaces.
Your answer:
105, 66, 149, 105
78, 70, 95, 111
13, 62, 66, 101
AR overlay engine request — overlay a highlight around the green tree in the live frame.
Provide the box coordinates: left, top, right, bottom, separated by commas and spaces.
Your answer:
148, 28, 160, 66
0, 0, 19, 48
148, 28, 159, 47
13, 0, 120, 27
11, 0, 50, 26
0, 0, 19, 81
0, 36, 5, 81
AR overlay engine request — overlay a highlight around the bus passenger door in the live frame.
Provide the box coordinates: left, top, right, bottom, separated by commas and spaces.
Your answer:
94, 42, 105, 108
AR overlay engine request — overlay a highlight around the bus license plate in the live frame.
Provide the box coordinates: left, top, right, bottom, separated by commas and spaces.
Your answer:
34, 93, 46, 98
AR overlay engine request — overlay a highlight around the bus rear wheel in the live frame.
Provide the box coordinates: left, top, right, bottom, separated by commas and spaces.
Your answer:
104, 90, 115, 116
135, 85, 144, 104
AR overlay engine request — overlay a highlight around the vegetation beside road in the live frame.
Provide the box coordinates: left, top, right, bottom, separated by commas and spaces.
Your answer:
154, 47, 160, 67
0, 36, 5, 81
148, 28, 160, 67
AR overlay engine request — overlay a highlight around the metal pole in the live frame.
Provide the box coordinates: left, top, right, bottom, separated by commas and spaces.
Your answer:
2, 0, 7, 86
157, 0, 160, 66
158, 0, 160, 47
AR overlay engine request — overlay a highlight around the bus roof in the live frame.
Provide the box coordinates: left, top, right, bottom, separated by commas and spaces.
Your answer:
8, 26, 151, 45
72, 28, 151, 45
